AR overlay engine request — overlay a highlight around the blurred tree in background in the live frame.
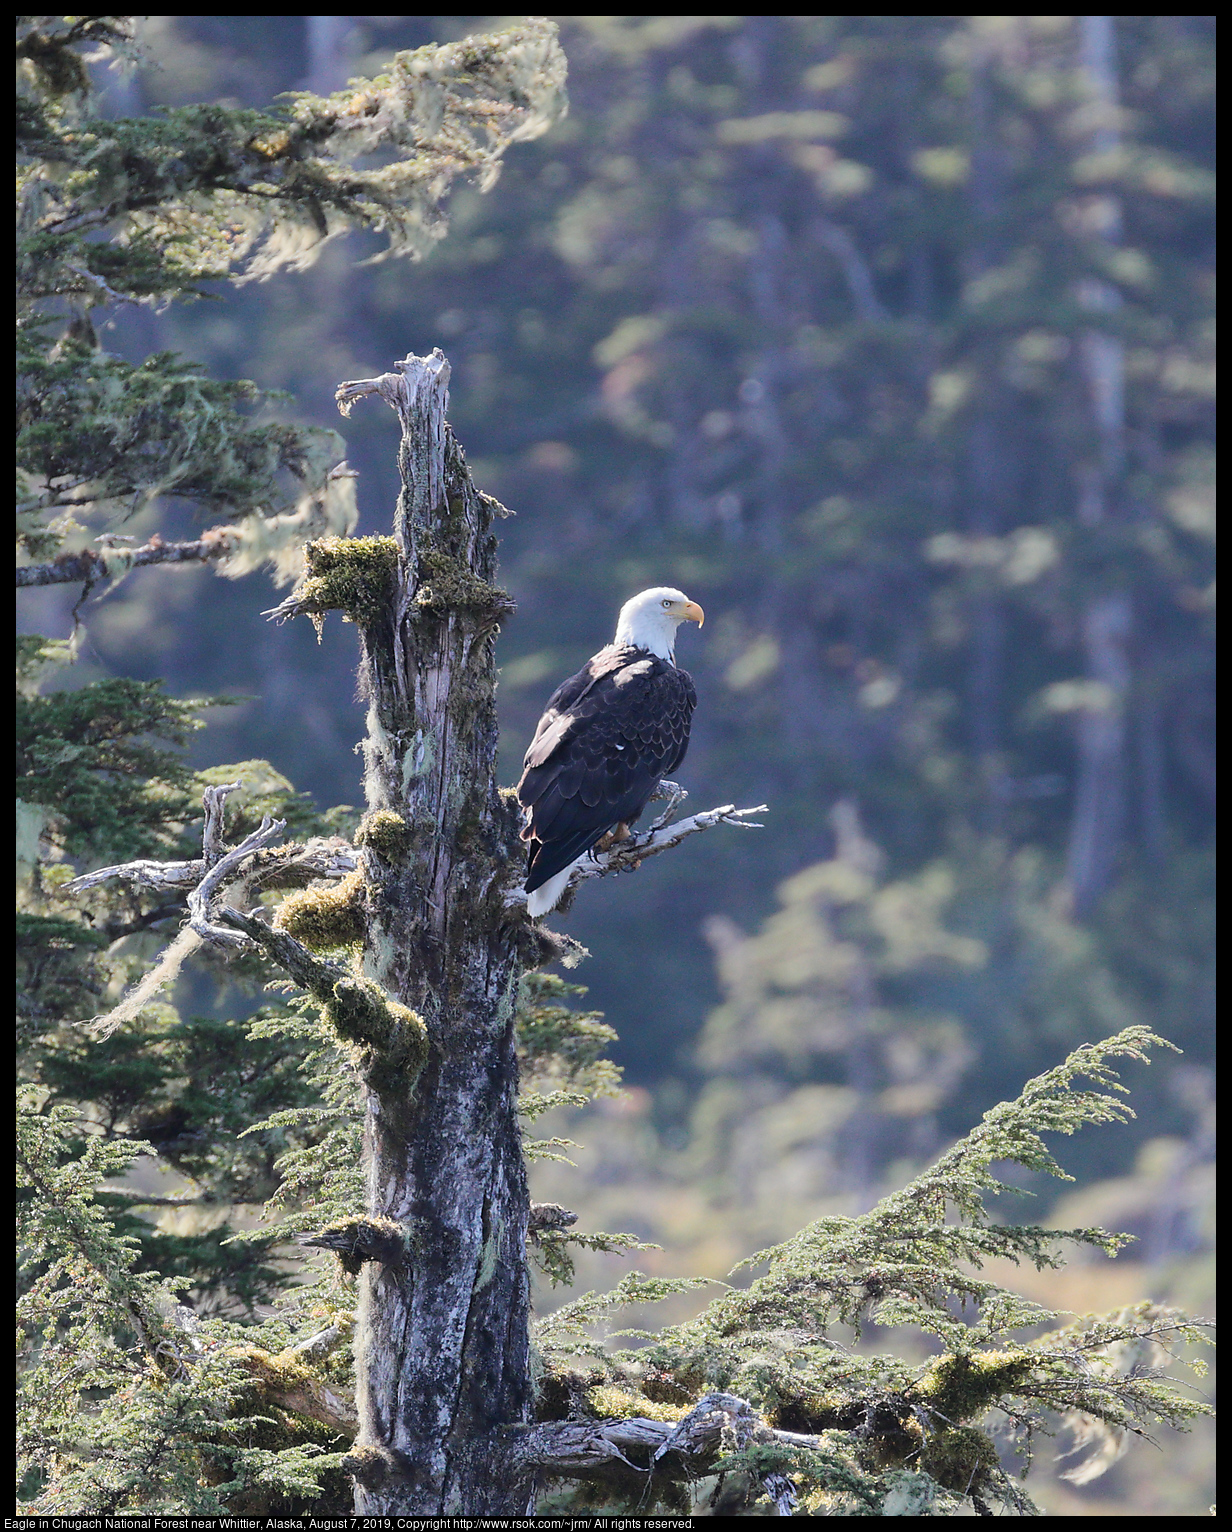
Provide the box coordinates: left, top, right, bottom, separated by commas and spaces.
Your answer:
18, 14, 1214, 1516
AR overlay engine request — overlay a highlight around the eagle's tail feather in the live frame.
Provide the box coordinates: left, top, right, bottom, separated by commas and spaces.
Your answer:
526, 857, 586, 919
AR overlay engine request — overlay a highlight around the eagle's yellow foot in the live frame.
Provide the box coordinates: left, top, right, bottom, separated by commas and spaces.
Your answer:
596, 822, 632, 853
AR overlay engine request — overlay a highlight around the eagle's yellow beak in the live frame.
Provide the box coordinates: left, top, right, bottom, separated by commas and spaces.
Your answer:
683, 600, 705, 627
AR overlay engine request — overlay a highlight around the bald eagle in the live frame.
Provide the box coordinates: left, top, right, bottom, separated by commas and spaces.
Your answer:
517, 587, 704, 918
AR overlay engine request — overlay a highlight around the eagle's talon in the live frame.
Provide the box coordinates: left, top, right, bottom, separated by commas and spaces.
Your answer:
595, 822, 632, 853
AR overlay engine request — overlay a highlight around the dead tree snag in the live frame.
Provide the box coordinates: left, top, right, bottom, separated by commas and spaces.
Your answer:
305, 350, 531, 1514
76, 349, 765, 1514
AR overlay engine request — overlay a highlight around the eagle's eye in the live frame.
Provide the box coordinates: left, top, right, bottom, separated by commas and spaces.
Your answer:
662, 598, 672, 608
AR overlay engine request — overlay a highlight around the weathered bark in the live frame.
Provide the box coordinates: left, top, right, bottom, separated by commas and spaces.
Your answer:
326, 351, 533, 1514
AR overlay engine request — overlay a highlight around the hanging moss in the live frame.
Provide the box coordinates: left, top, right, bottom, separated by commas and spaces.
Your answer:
274, 869, 366, 950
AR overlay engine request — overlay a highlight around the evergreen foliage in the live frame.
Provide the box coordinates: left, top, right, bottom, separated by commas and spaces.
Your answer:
17, 665, 207, 861
17, 12, 564, 574
17, 1092, 346, 1514
531, 1028, 1210, 1516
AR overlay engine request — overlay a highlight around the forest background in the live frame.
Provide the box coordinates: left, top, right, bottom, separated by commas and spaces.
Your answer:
20, 15, 1214, 1516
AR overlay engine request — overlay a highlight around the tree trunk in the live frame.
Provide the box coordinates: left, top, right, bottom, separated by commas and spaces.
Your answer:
1066, 15, 1131, 913
334, 352, 534, 1514
964, 54, 1009, 830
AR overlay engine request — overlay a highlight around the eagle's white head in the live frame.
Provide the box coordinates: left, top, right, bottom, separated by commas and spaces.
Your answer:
613, 587, 705, 662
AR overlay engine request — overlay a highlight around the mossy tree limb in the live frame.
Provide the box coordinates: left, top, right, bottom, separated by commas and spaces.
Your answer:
15, 526, 240, 588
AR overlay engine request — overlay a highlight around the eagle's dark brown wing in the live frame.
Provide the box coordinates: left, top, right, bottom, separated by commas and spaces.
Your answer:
516, 644, 696, 893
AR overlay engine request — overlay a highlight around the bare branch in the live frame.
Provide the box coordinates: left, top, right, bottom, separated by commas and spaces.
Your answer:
16, 528, 239, 588
296, 1217, 406, 1270
201, 780, 241, 867
282, 1322, 352, 1366
505, 799, 767, 910
187, 815, 287, 947
64, 836, 358, 899
248, 836, 360, 890
648, 778, 689, 832
589, 802, 767, 876
81, 803, 346, 1036
263, 588, 327, 626
214, 906, 349, 995
65, 857, 206, 898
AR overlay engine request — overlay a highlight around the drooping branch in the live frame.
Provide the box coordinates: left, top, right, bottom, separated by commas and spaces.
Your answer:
16, 528, 239, 588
